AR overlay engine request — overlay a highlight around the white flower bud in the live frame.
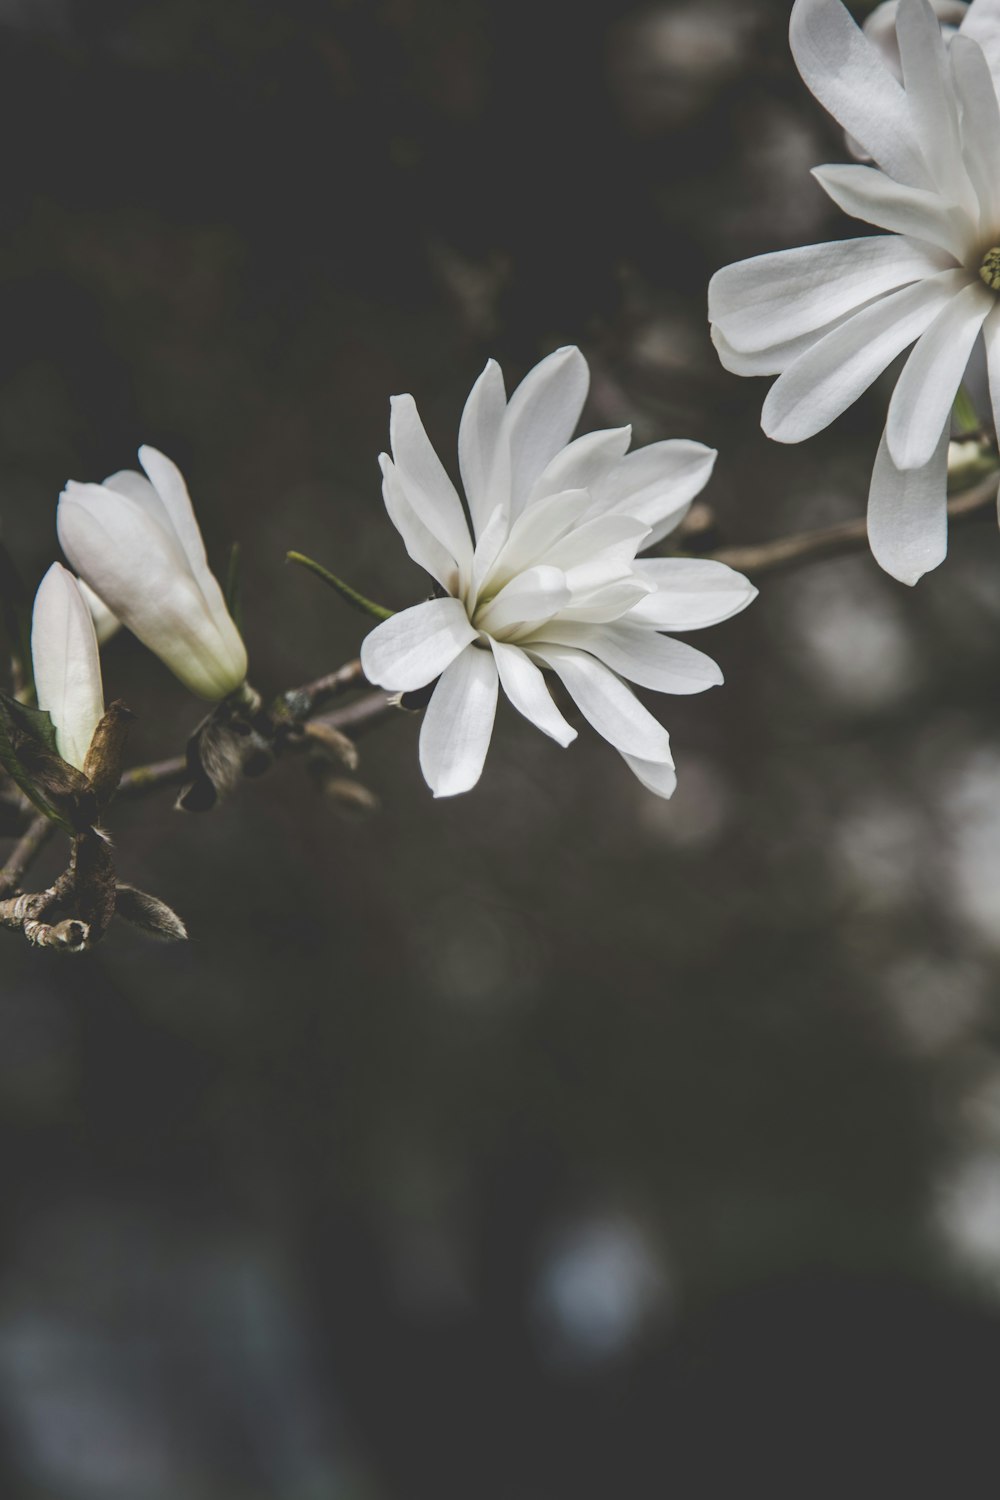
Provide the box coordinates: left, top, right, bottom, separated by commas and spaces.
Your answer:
57, 446, 247, 702
76, 577, 120, 646
31, 562, 105, 772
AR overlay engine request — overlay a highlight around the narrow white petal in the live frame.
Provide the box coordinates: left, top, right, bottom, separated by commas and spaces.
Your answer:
984, 303, 1000, 465
960, 0, 1000, 80
360, 597, 476, 691
476, 565, 570, 635
626, 559, 758, 630
709, 236, 947, 354
489, 488, 590, 582
419, 644, 498, 797
390, 394, 473, 575
380, 454, 460, 593
868, 422, 949, 583
470, 503, 511, 597
896, 0, 977, 212
551, 579, 655, 625
535, 623, 723, 695
76, 578, 120, 646
458, 359, 510, 540
540, 515, 649, 584
590, 440, 717, 545
886, 278, 992, 469
490, 639, 577, 746
530, 644, 673, 761
57, 483, 247, 701
789, 0, 932, 186
31, 563, 104, 772
502, 346, 590, 515
950, 35, 1000, 240
811, 165, 972, 259
761, 268, 968, 443
529, 427, 632, 503
620, 751, 677, 799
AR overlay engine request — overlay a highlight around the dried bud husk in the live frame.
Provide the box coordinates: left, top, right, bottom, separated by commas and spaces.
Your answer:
69, 828, 118, 941
319, 775, 380, 821
177, 692, 274, 813
301, 720, 360, 771
115, 884, 188, 942
0, 689, 96, 830
83, 699, 136, 806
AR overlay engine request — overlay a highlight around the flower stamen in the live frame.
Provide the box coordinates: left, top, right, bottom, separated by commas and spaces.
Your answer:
979, 248, 1000, 291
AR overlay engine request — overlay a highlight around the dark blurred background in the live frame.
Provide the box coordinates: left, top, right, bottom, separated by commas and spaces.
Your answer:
3, 0, 1000, 1494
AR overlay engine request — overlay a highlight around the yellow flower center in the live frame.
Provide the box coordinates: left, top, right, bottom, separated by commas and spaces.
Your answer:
979, 247, 1000, 290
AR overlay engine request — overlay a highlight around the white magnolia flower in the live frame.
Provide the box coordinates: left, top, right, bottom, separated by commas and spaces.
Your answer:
360, 346, 756, 798
709, 0, 1000, 585
31, 562, 104, 772
57, 446, 248, 701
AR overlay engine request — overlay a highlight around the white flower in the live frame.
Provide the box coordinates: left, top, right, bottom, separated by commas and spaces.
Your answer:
360, 347, 756, 798
709, 0, 1000, 585
31, 562, 104, 772
57, 446, 248, 701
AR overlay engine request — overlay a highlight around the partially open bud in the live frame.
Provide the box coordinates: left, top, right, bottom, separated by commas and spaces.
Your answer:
57, 446, 248, 702
76, 578, 120, 646
31, 563, 105, 772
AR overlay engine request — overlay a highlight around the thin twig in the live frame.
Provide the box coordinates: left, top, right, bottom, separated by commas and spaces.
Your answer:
0, 815, 56, 898
321, 691, 395, 737
708, 472, 997, 577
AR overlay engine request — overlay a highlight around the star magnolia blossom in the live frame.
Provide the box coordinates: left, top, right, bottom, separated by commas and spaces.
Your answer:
31, 562, 104, 772
57, 446, 248, 701
709, 0, 1000, 585
360, 347, 756, 798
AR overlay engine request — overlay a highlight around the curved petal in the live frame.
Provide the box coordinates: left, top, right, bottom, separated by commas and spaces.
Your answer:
709, 236, 947, 354
360, 597, 476, 692
620, 750, 677, 799
529, 426, 632, 504
476, 565, 570, 635
896, 0, 976, 212
960, 0, 1000, 80
31, 563, 104, 772
983, 301, 1000, 460
489, 638, 577, 746
626, 559, 758, 630
530, 644, 673, 761
458, 359, 510, 540
390, 394, 473, 577
811, 165, 972, 259
419, 644, 499, 797
490, 488, 591, 582
535, 623, 723, 695
76, 578, 120, 646
867, 421, 949, 583
502, 346, 590, 516
950, 35, 1000, 240
789, 0, 932, 187
380, 454, 460, 593
886, 277, 991, 468
591, 440, 717, 545
761, 268, 968, 444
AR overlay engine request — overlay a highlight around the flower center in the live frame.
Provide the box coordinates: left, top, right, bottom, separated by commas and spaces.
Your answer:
980, 247, 1000, 291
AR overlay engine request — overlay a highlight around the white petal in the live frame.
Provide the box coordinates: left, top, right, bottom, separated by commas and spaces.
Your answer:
867, 421, 949, 582
540, 515, 650, 588
590, 440, 717, 545
470, 503, 511, 597
811, 165, 972, 259
535, 623, 723, 695
960, 0, 1000, 79
476, 565, 571, 635
489, 639, 577, 746
626, 559, 758, 630
950, 35, 1000, 239
380, 454, 459, 593
360, 597, 476, 691
896, 0, 976, 211
761, 268, 968, 443
985, 303, 1000, 456
31, 563, 104, 772
530, 644, 673, 761
789, 0, 932, 186
419, 644, 498, 797
550, 579, 655, 625
458, 359, 510, 540
390, 394, 473, 577
620, 751, 677, 799
886, 277, 992, 468
57, 483, 248, 701
76, 578, 120, 646
709, 236, 947, 354
529, 426, 632, 503
490, 488, 591, 583
502, 346, 590, 515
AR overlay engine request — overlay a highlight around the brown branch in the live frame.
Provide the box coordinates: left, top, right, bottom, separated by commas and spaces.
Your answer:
707, 471, 997, 577
0, 814, 57, 899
